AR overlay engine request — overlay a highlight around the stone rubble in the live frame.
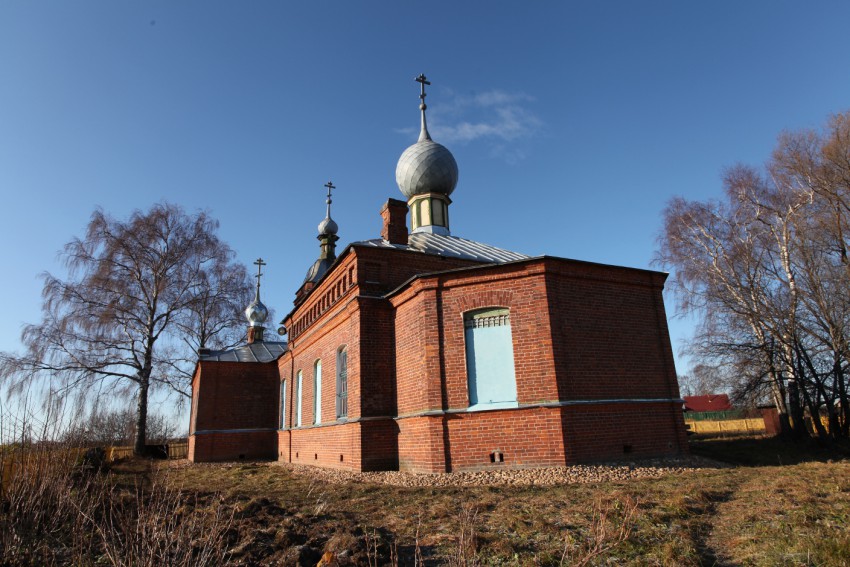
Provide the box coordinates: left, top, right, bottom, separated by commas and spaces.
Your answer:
277, 456, 728, 488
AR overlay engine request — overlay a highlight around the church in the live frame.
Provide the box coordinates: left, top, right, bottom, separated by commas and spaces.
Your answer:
188, 76, 688, 473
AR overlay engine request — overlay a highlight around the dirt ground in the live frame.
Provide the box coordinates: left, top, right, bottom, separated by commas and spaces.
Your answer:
117, 436, 850, 566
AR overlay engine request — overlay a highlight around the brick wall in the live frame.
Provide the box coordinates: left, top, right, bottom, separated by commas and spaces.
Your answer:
438, 263, 560, 409
191, 361, 279, 432
190, 430, 277, 462
387, 256, 687, 472
396, 407, 569, 473
397, 416, 448, 473
188, 360, 280, 462
358, 299, 396, 417
360, 419, 399, 471
444, 407, 566, 471
543, 259, 680, 401
288, 421, 362, 470
560, 402, 687, 462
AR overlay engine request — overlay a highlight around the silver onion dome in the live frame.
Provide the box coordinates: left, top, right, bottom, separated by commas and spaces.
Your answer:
245, 258, 269, 327
245, 298, 269, 327
396, 73, 459, 200
317, 215, 338, 236
396, 139, 458, 199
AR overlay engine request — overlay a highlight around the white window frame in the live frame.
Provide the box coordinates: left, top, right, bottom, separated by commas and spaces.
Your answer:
296, 370, 303, 427
280, 380, 287, 429
313, 359, 322, 424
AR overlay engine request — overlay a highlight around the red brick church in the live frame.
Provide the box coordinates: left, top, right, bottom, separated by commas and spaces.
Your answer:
188, 76, 688, 472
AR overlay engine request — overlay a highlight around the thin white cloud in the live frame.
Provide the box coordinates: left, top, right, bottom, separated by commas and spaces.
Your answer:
430, 89, 542, 145
433, 105, 542, 143
395, 88, 543, 162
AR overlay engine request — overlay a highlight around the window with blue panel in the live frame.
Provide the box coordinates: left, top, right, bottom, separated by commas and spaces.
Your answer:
464, 308, 518, 410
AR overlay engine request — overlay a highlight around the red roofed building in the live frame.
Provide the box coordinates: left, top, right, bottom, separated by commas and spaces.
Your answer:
683, 394, 732, 413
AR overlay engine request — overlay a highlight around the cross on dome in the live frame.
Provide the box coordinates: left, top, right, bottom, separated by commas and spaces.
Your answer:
253, 258, 266, 293
415, 73, 432, 142
245, 257, 269, 326
324, 180, 335, 210
415, 73, 430, 109
395, 73, 459, 225
318, 180, 339, 236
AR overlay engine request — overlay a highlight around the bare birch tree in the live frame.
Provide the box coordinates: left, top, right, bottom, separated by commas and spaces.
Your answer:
0, 203, 252, 454
657, 111, 850, 439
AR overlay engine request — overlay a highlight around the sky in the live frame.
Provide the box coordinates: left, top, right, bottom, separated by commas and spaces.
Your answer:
2, 1, 850, 396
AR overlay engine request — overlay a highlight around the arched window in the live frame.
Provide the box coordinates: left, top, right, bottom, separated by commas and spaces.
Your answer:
464, 308, 518, 409
313, 360, 322, 424
279, 380, 287, 429
295, 370, 303, 427
336, 346, 348, 419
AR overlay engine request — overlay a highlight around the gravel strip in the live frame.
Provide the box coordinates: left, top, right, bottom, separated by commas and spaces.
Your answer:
276, 456, 728, 488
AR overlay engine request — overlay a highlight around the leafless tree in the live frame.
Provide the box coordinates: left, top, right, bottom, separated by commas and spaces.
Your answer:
677, 364, 726, 398
0, 203, 252, 454
657, 111, 850, 439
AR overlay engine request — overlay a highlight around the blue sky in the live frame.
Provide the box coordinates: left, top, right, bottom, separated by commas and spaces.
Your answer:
2, 1, 850, 382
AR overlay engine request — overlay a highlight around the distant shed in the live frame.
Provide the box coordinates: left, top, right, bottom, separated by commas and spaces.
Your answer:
683, 394, 732, 413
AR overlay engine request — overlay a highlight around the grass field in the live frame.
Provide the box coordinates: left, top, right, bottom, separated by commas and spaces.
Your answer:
136, 437, 850, 566
2, 435, 848, 565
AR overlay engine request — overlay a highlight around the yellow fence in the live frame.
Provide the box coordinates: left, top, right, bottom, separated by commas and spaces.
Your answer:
684, 418, 766, 436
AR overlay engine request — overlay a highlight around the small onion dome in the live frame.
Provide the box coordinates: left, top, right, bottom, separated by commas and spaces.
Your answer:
396, 138, 458, 199
317, 215, 338, 236
245, 298, 269, 327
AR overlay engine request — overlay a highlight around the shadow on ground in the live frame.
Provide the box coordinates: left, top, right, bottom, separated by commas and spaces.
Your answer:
689, 435, 850, 466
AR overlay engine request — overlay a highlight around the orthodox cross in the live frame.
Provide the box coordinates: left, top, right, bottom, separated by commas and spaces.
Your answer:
253, 258, 266, 292
415, 73, 430, 108
324, 180, 336, 217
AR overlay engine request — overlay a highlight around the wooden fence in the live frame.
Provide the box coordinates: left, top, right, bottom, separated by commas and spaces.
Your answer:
107, 442, 188, 461
684, 418, 766, 436
1, 442, 189, 495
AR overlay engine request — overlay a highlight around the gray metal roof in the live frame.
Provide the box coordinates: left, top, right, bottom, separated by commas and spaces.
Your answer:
303, 257, 334, 284
199, 341, 287, 363
353, 232, 529, 264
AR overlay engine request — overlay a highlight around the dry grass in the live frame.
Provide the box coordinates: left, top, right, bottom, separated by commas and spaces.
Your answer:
3, 436, 849, 565
157, 438, 849, 566
0, 442, 232, 566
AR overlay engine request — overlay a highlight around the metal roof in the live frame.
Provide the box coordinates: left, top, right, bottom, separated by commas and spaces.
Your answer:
199, 340, 287, 363
303, 257, 334, 284
353, 232, 529, 264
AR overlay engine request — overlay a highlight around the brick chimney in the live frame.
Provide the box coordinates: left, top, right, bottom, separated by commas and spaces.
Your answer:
381, 198, 409, 245
247, 325, 265, 344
